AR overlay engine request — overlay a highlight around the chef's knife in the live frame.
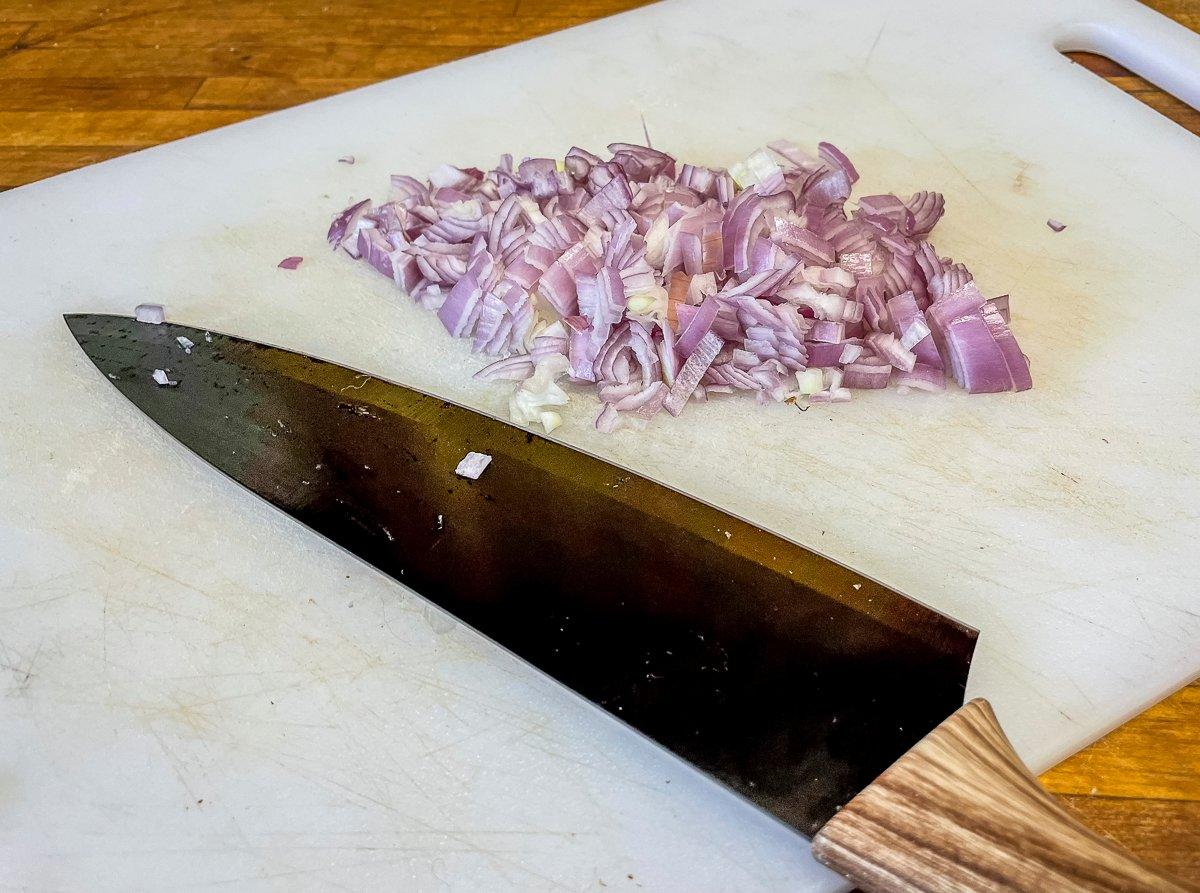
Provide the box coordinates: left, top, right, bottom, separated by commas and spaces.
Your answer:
65, 314, 1188, 893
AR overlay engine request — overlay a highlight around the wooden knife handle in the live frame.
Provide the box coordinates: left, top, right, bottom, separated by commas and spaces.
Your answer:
810, 698, 1195, 892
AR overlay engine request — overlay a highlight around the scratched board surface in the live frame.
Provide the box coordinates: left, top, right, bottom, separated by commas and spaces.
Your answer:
2, 0, 1200, 889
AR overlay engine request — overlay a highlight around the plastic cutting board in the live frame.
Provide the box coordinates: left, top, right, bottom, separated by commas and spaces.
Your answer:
2, 0, 1200, 888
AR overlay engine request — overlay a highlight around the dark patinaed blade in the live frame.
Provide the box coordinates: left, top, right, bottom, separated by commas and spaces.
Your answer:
66, 313, 977, 838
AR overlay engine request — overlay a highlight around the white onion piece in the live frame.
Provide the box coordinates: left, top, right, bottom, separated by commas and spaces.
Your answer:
454, 451, 492, 479
838, 342, 863, 364
509, 354, 570, 434
899, 317, 931, 350
795, 368, 824, 395
135, 303, 165, 325
809, 386, 852, 404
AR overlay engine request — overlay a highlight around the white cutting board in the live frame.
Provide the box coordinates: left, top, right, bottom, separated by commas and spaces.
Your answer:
2, 0, 1199, 889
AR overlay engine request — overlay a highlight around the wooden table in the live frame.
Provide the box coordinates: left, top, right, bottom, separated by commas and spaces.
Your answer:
2, 0, 1197, 882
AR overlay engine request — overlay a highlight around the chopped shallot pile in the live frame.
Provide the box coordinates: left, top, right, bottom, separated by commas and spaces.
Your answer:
327, 139, 1031, 433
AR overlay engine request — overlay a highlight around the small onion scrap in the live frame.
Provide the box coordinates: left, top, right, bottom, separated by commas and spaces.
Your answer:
454, 451, 493, 479
135, 303, 165, 325
329, 138, 1031, 432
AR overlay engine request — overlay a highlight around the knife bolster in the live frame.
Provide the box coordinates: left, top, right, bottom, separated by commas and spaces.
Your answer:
810, 698, 1191, 892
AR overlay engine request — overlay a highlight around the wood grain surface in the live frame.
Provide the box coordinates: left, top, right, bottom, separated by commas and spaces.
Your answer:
1, 0, 1197, 883
813, 700, 1192, 892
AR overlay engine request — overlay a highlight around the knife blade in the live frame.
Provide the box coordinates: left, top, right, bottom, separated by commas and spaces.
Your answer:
65, 313, 976, 841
